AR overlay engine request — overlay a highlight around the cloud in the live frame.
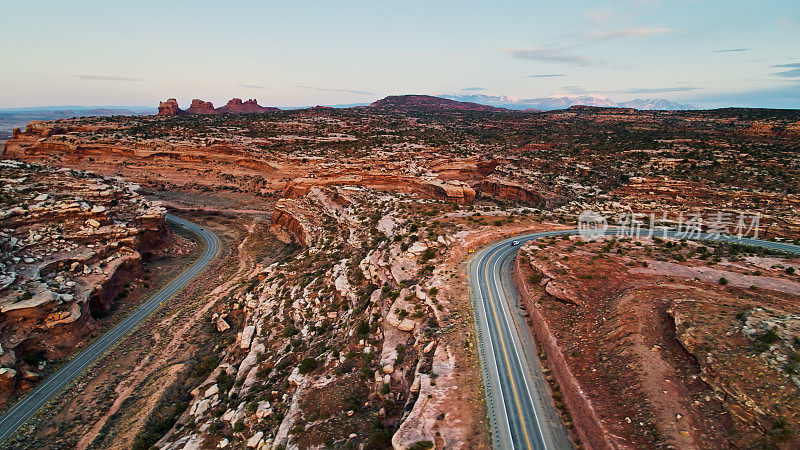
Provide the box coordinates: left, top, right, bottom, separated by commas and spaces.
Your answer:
594, 27, 674, 40
507, 46, 590, 66
585, 8, 612, 27
294, 85, 374, 95
714, 48, 748, 53
771, 63, 800, 78
462, 87, 486, 91
612, 86, 702, 94
562, 85, 588, 94
527, 74, 565, 78
508, 27, 671, 66
75, 75, 139, 81
238, 83, 267, 89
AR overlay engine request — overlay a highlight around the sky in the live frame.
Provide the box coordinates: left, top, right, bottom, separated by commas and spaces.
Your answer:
2, 0, 799, 109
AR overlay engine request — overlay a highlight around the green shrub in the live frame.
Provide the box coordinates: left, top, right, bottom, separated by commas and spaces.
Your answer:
760, 327, 779, 344
298, 357, 318, 374
356, 320, 370, 336
420, 248, 436, 263
528, 272, 543, 285
409, 441, 434, 450
283, 325, 299, 337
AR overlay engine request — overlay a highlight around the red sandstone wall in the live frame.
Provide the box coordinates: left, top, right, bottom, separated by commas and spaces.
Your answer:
477, 179, 545, 207
513, 253, 617, 450
270, 208, 308, 247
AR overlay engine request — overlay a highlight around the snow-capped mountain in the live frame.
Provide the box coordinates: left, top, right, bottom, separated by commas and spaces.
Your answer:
539, 94, 617, 108
617, 98, 694, 110
438, 93, 694, 111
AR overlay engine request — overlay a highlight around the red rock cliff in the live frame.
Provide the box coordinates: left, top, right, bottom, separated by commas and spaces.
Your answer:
217, 98, 279, 114
158, 98, 183, 116
477, 176, 569, 208
270, 199, 311, 247
185, 99, 219, 115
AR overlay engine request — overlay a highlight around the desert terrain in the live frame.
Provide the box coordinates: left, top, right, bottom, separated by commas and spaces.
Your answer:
0, 95, 798, 448
516, 234, 800, 448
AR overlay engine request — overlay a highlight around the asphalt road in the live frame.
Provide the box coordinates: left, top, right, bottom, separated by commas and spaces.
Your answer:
0, 214, 220, 443
469, 228, 800, 449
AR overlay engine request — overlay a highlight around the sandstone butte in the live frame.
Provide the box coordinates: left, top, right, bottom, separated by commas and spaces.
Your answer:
217, 98, 280, 114
157, 98, 279, 116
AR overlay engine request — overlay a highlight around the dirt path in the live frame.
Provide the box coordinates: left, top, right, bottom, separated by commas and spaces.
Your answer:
620, 290, 698, 449
75, 217, 263, 448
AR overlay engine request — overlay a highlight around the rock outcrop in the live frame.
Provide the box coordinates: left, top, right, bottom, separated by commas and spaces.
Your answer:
217, 98, 279, 114
416, 180, 475, 204
283, 175, 477, 204
158, 98, 183, 116
156, 98, 278, 116
269, 198, 323, 247
157, 186, 481, 449
184, 99, 219, 115
477, 176, 569, 208
0, 160, 169, 407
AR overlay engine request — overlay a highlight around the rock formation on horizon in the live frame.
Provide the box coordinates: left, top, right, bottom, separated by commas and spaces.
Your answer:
157, 98, 183, 116
184, 99, 219, 115
217, 98, 280, 114
155, 98, 280, 116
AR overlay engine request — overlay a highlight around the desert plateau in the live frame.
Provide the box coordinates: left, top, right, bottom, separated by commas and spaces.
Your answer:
2, 2, 800, 449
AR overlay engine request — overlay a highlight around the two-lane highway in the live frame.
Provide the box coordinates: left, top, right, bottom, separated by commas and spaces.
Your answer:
469, 228, 800, 449
0, 214, 220, 443
470, 236, 572, 450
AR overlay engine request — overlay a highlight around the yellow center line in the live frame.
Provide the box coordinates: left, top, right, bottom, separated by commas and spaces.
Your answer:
484, 246, 533, 450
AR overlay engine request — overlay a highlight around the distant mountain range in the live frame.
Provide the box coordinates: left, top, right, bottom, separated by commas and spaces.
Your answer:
438, 93, 695, 111
0, 93, 695, 140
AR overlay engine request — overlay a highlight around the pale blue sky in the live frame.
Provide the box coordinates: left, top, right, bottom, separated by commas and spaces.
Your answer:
2, 0, 799, 108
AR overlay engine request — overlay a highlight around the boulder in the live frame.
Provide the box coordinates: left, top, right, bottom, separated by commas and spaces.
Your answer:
246, 431, 264, 448
287, 367, 305, 386
190, 398, 210, 416
216, 316, 231, 332
204, 383, 219, 398
255, 401, 273, 418
240, 325, 255, 349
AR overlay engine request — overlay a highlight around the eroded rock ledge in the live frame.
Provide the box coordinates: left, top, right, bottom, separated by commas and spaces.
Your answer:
0, 160, 169, 405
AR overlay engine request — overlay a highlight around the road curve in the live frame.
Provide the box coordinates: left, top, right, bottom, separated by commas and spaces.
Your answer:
0, 214, 220, 443
469, 228, 800, 449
